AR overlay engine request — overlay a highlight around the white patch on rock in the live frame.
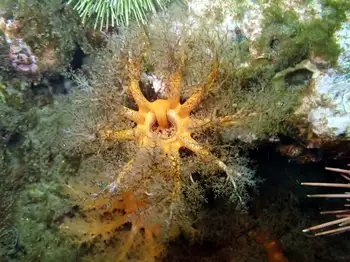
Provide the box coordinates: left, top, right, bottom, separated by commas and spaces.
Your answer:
306, 19, 350, 137
292, 16, 350, 139
336, 20, 350, 71
142, 73, 166, 95
308, 71, 350, 137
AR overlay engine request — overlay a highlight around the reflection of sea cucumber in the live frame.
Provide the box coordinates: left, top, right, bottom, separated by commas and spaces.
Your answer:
0, 18, 38, 74
249, 230, 289, 262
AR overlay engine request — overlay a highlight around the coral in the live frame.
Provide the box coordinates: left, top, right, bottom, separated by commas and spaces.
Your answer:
302, 164, 350, 236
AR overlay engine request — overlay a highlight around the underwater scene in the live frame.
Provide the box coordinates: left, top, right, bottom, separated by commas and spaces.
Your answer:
0, 0, 350, 261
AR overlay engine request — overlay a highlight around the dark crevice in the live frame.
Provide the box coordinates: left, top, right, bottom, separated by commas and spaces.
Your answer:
70, 45, 86, 71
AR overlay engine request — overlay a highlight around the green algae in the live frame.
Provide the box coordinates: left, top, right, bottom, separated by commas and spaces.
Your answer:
257, 0, 349, 67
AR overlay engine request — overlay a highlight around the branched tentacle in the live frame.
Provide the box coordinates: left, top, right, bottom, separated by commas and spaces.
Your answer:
187, 117, 211, 130
120, 106, 145, 123
169, 149, 181, 200
179, 134, 235, 179
128, 58, 151, 111
129, 79, 151, 111
179, 59, 220, 117
169, 71, 182, 109
178, 85, 206, 117
113, 158, 135, 191
100, 128, 136, 141
189, 109, 252, 131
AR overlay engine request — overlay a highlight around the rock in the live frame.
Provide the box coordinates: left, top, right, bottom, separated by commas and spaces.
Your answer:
275, 61, 350, 143
142, 73, 167, 97
272, 60, 320, 90
295, 21, 350, 141
336, 19, 350, 71
306, 71, 350, 138
266, 16, 350, 145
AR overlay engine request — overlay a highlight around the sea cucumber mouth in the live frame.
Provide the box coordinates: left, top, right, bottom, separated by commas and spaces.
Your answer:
150, 114, 177, 140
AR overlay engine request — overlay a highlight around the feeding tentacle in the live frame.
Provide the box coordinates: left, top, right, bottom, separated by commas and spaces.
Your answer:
179, 134, 234, 177
169, 71, 182, 109
120, 106, 145, 123
189, 110, 252, 131
168, 149, 181, 200
179, 59, 220, 117
128, 58, 151, 111
100, 128, 136, 141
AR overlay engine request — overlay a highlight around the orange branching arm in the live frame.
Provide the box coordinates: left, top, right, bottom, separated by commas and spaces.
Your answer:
115, 192, 152, 261
116, 217, 142, 261
144, 224, 163, 259
207, 58, 220, 86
